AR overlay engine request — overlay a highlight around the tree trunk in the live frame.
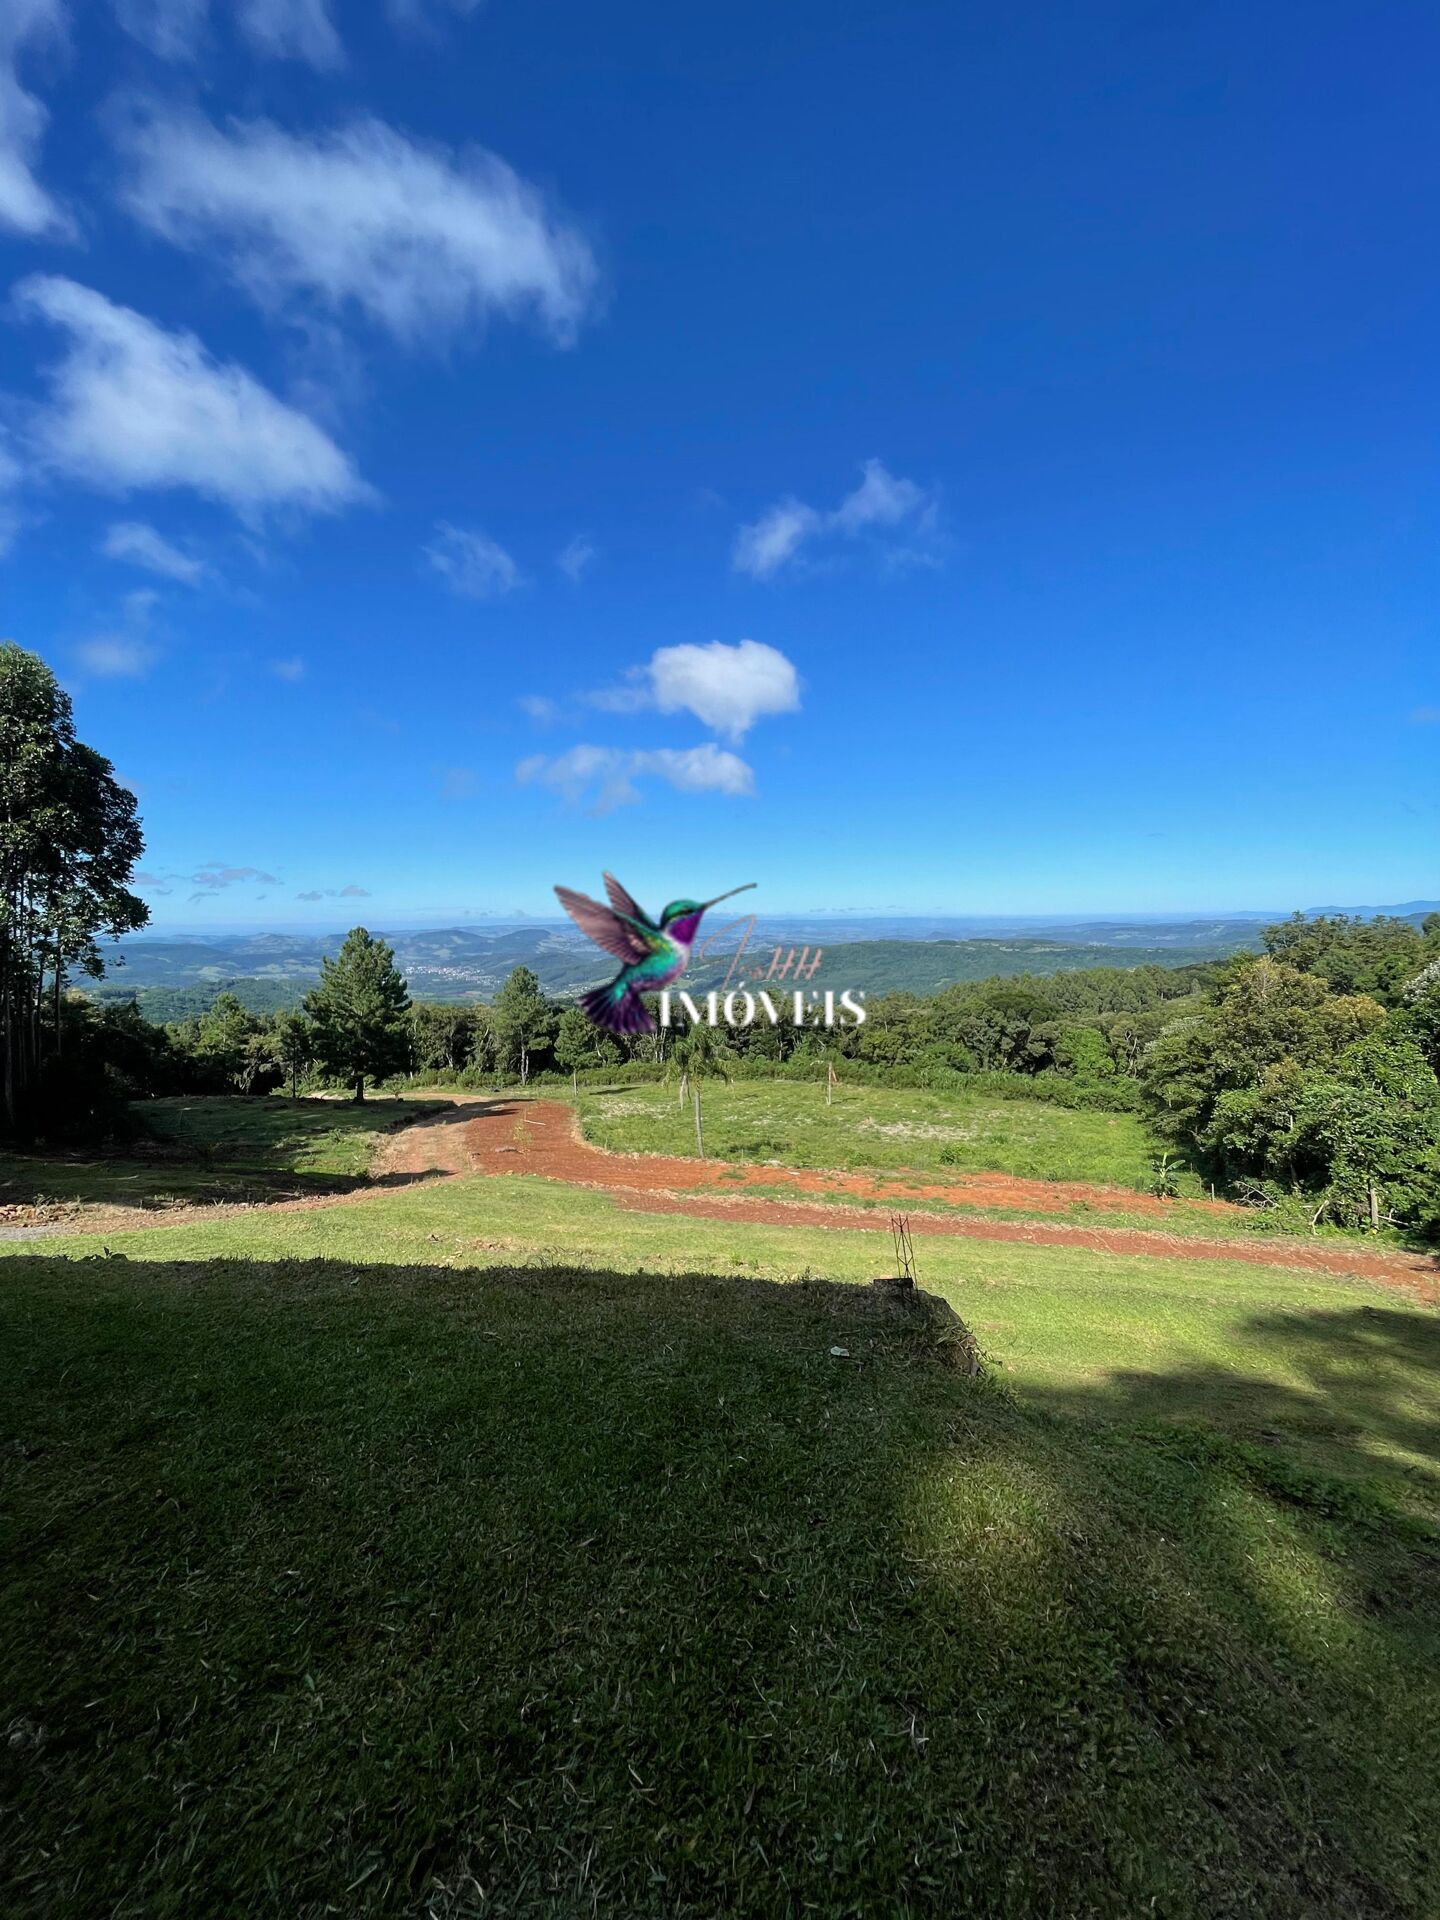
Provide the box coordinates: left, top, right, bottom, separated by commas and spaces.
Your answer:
693, 1084, 704, 1159
1368, 1180, 1380, 1231
354, 1076, 365, 1103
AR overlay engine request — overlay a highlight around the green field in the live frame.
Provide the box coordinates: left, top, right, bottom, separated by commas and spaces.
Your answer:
3, 1169, 1438, 1916
0, 1095, 434, 1213
577, 1078, 1185, 1190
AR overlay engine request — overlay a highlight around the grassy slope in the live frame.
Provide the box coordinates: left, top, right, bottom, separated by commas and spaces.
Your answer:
3, 1215, 1438, 1916
0, 1096, 433, 1211
577, 1079, 1184, 1190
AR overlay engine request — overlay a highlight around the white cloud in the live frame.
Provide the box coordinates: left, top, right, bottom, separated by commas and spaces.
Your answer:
733, 459, 939, 578
439, 765, 478, 799
425, 521, 521, 598
732, 500, 820, 580
0, 0, 72, 239
16, 276, 370, 521
832, 459, 929, 534
234, 0, 342, 68
557, 533, 597, 582
73, 585, 162, 678
519, 693, 560, 725
270, 654, 305, 681
117, 109, 598, 348
102, 519, 209, 585
114, 0, 341, 67
75, 633, 156, 677
586, 639, 800, 744
517, 742, 754, 813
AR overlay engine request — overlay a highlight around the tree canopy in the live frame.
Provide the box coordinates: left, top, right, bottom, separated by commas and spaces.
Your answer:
0, 643, 147, 1137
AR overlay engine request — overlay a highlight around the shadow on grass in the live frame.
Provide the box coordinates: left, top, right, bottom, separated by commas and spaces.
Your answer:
1034, 1303, 1440, 1492
2, 1258, 1438, 1918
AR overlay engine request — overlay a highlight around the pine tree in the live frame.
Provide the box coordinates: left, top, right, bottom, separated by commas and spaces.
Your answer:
304, 928, 411, 1102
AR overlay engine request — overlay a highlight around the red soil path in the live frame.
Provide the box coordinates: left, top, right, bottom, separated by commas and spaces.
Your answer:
9, 1096, 1436, 1303
428, 1098, 1440, 1302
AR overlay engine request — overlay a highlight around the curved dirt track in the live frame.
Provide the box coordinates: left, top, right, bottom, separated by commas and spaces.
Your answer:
424, 1098, 1440, 1301
9, 1096, 1438, 1302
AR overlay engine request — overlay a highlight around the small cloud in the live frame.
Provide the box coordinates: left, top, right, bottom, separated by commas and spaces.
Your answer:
584, 639, 800, 744
732, 500, 821, 580
193, 863, 280, 891
73, 588, 163, 680
519, 693, 560, 726
733, 459, 940, 579
75, 635, 158, 679
517, 742, 754, 814
295, 889, 325, 901
270, 655, 306, 681
557, 533, 597, 582
439, 766, 478, 799
424, 522, 522, 599
294, 882, 371, 900
102, 520, 209, 585
339, 883, 370, 897
1409, 706, 1440, 724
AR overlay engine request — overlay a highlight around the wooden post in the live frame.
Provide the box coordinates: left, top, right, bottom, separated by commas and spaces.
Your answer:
826, 1062, 836, 1107
572, 1067, 577, 1095
1368, 1181, 1380, 1231
693, 1084, 704, 1159
678, 1070, 688, 1110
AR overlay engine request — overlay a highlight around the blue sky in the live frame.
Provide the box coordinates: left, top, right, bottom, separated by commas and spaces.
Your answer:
1, 0, 1436, 929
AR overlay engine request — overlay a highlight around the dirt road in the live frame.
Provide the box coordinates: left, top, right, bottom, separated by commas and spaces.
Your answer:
392, 1097, 1440, 1300
8, 1095, 1437, 1301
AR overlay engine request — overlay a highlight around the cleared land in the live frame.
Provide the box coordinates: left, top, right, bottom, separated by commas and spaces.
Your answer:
578, 1078, 1174, 1189
0, 1095, 434, 1216
4, 1095, 1440, 1914
3, 1164, 1439, 1915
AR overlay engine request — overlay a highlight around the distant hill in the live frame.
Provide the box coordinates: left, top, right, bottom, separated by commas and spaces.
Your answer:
88, 918, 1265, 1020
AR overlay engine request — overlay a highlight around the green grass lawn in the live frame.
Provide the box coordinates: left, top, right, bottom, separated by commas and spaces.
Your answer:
576, 1078, 1186, 1191
0, 1095, 434, 1212
3, 1184, 1438, 1917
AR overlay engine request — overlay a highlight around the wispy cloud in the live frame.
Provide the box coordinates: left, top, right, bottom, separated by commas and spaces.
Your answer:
439, 765, 478, 799
16, 276, 370, 522
0, 0, 73, 240
294, 882, 371, 901
116, 108, 599, 349
114, 0, 342, 68
519, 693, 560, 726
233, 0, 342, 68
586, 639, 800, 744
557, 533, 597, 582
734, 459, 940, 579
425, 522, 521, 598
73, 587, 162, 680
270, 655, 306, 681
137, 860, 282, 903
102, 519, 209, 585
1409, 706, 1440, 725
517, 742, 754, 813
